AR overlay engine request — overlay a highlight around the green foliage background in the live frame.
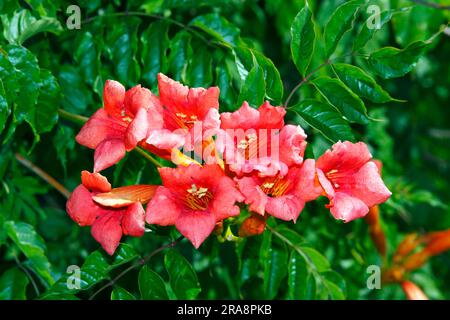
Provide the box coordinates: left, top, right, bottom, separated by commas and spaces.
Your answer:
0, 0, 449, 300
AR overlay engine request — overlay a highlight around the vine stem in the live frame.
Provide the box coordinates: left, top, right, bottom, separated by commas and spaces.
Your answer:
57, 108, 164, 168
283, 60, 331, 108
13, 254, 40, 297
409, 0, 450, 10
15, 153, 71, 199
80, 11, 211, 46
89, 236, 183, 300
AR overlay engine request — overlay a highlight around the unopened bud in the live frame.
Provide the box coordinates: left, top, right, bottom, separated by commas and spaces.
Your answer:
401, 281, 429, 300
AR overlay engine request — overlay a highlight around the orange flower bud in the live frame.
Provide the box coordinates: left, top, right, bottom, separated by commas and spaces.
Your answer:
93, 185, 158, 208
422, 229, 450, 256
402, 250, 430, 271
401, 281, 429, 300
238, 214, 267, 238
393, 233, 421, 263
213, 221, 224, 236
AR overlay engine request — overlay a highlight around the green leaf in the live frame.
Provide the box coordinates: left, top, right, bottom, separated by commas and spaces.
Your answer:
187, 47, 213, 87
4, 221, 54, 286
111, 286, 136, 300
233, 47, 283, 103
107, 20, 140, 87
138, 265, 169, 300
0, 80, 9, 134
262, 233, 288, 299
34, 69, 60, 134
74, 32, 98, 86
368, 36, 440, 79
43, 243, 138, 296
332, 63, 399, 103
167, 31, 192, 82
236, 236, 263, 286
291, 99, 354, 143
323, 0, 361, 58
353, 8, 408, 52
237, 55, 265, 107
58, 65, 92, 114
141, 21, 169, 87
0, 45, 41, 140
53, 125, 75, 173
312, 76, 368, 124
0, 268, 29, 300
164, 249, 201, 299
291, 2, 315, 76
190, 13, 240, 46
288, 251, 308, 299
301, 247, 330, 273
1, 9, 62, 45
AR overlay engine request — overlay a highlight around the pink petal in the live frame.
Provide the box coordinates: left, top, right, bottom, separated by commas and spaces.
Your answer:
317, 141, 372, 174
93, 138, 126, 172
91, 211, 123, 255
266, 195, 305, 222
93, 185, 158, 208
145, 186, 181, 226
330, 192, 369, 222
210, 176, 244, 221
175, 210, 216, 248
220, 101, 260, 130
258, 101, 286, 129
66, 185, 105, 226
279, 125, 307, 167
294, 159, 322, 202
124, 85, 155, 115
146, 129, 186, 150
346, 161, 392, 208
122, 202, 145, 237
125, 107, 149, 151
157, 73, 219, 118
316, 168, 335, 198
81, 170, 111, 192
237, 176, 268, 216
75, 109, 126, 149
103, 80, 126, 118
201, 108, 221, 139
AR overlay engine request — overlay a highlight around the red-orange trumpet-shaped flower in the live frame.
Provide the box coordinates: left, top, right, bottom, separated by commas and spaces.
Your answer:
145, 164, 244, 248
316, 141, 392, 222
76, 80, 168, 172
66, 171, 157, 255
401, 281, 429, 300
237, 159, 321, 222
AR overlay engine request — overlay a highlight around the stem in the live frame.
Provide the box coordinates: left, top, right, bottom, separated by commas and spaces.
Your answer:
134, 147, 163, 168
58, 109, 88, 124
89, 236, 183, 300
283, 60, 331, 108
15, 153, 71, 199
80, 11, 211, 46
14, 254, 40, 297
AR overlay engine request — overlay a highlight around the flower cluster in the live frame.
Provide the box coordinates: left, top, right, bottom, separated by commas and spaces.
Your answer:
67, 74, 392, 255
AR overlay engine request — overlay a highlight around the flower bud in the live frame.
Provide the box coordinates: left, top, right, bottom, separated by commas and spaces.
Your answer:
238, 214, 267, 238
401, 281, 428, 300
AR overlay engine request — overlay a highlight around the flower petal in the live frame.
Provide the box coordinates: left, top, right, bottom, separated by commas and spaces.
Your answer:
66, 185, 105, 226
266, 195, 305, 222
210, 176, 244, 221
124, 85, 154, 115
347, 161, 392, 208
145, 186, 181, 225
125, 107, 149, 151
93, 185, 158, 208
316, 141, 372, 174
158, 73, 219, 117
220, 101, 260, 130
93, 138, 126, 172
175, 210, 216, 248
258, 101, 286, 129
122, 202, 145, 237
294, 159, 322, 202
103, 80, 126, 118
81, 170, 111, 192
329, 192, 369, 222
237, 176, 268, 216
91, 211, 123, 255
146, 129, 186, 150
279, 125, 307, 167
75, 109, 126, 149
